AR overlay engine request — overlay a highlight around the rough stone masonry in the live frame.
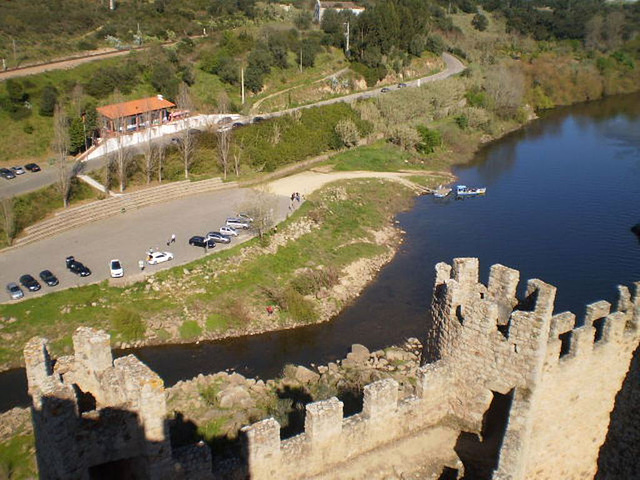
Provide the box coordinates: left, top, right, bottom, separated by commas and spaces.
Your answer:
24, 258, 640, 479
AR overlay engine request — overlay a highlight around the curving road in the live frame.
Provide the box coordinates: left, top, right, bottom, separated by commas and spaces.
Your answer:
0, 53, 464, 199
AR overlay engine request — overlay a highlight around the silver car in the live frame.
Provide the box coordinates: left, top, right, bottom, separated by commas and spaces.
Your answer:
6, 282, 24, 300
226, 218, 250, 229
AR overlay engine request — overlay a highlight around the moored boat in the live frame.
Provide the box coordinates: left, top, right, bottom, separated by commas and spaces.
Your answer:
456, 185, 486, 197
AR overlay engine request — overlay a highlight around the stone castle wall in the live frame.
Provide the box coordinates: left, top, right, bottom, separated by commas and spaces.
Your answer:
24, 327, 212, 480
241, 258, 640, 480
24, 258, 640, 480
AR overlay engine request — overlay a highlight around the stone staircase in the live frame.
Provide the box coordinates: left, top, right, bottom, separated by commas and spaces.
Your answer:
12, 177, 237, 247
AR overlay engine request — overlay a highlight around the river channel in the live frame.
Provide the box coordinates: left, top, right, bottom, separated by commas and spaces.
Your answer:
2, 93, 639, 412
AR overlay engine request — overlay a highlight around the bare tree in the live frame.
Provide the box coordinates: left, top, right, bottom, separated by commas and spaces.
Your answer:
175, 83, 197, 179
111, 91, 132, 192
156, 141, 166, 183
244, 188, 279, 240
141, 100, 155, 184
232, 140, 243, 177
52, 104, 73, 207
0, 197, 15, 245
217, 91, 230, 114
485, 64, 525, 119
217, 127, 232, 179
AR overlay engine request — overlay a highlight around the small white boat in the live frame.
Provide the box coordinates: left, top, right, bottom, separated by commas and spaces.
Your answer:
433, 185, 452, 198
456, 185, 486, 197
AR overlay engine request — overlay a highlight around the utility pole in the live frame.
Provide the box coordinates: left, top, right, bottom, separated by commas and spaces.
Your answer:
241, 67, 245, 105
299, 48, 303, 72
12, 38, 17, 66
344, 22, 350, 56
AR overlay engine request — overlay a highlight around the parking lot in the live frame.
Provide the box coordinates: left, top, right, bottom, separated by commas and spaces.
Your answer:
0, 187, 290, 302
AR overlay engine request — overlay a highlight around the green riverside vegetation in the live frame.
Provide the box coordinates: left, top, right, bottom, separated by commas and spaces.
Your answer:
0, 177, 431, 370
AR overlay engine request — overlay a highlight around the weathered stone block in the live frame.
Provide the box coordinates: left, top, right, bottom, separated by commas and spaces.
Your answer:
305, 397, 343, 445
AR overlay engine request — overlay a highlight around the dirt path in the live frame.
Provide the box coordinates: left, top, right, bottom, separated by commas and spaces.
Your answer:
0, 36, 205, 80
250, 67, 350, 114
265, 169, 454, 196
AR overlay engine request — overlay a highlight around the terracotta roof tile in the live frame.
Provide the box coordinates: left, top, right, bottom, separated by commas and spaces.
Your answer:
96, 96, 176, 119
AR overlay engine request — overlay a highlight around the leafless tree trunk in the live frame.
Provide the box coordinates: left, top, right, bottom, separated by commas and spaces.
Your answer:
115, 130, 131, 192
141, 106, 155, 184
0, 198, 15, 245
217, 91, 230, 114
217, 127, 231, 180
176, 83, 197, 179
485, 64, 525, 119
112, 91, 131, 192
232, 139, 244, 177
53, 104, 72, 207
156, 142, 166, 183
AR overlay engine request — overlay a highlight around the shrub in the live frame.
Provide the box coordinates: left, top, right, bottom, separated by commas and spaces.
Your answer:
455, 114, 469, 130
39, 85, 58, 117
292, 267, 340, 296
179, 320, 203, 339
426, 35, 446, 55
472, 13, 489, 32
388, 125, 421, 151
416, 125, 442, 153
111, 307, 146, 342
335, 119, 360, 147
22, 123, 34, 134
263, 285, 317, 323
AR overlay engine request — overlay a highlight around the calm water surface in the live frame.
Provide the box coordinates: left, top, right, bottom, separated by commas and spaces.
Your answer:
2, 93, 639, 411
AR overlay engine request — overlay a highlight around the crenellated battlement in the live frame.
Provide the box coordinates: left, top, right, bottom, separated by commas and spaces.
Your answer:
24, 259, 640, 480
24, 327, 212, 480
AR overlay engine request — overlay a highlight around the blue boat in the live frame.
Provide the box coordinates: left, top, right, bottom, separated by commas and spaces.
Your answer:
456, 185, 486, 197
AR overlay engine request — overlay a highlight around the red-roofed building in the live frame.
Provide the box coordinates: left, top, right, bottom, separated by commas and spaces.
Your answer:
96, 95, 176, 135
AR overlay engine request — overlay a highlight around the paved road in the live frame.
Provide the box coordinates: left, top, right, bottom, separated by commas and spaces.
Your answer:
0, 53, 464, 199
0, 187, 291, 303
0, 154, 109, 200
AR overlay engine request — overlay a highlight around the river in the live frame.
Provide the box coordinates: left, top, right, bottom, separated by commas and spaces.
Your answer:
2, 93, 639, 412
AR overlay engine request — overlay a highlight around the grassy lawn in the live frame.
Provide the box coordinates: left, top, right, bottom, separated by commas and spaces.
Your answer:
330, 141, 451, 173
0, 178, 99, 249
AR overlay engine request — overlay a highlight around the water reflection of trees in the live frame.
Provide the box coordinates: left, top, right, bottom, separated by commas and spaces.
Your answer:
457, 92, 640, 184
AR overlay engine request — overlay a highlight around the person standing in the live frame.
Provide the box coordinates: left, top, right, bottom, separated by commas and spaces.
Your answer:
171, 233, 176, 244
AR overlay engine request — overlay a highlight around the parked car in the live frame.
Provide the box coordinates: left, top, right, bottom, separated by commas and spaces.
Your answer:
25, 163, 41, 172
220, 226, 238, 237
397, 83, 408, 88
6, 282, 24, 300
147, 251, 174, 265
19, 274, 41, 292
11, 166, 25, 175
226, 218, 250, 229
188, 236, 216, 248
39, 270, 59, 287
232, 122, 246, 128
205, 232, 231, 244
236, 213, 254, 223
0, 168, 16, 180
109, 259, 124, 278
381, 87, 391, 93
66, 256, 92, 277
252, 116, 264, 124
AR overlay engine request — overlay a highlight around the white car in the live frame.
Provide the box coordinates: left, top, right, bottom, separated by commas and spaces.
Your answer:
220, 226, 238, 237
109, 259, 124, 278
147, 251, 174, 265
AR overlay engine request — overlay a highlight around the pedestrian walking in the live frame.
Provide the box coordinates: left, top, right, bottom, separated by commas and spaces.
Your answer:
138, 260, 145, 271
171, 233, 176, 244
